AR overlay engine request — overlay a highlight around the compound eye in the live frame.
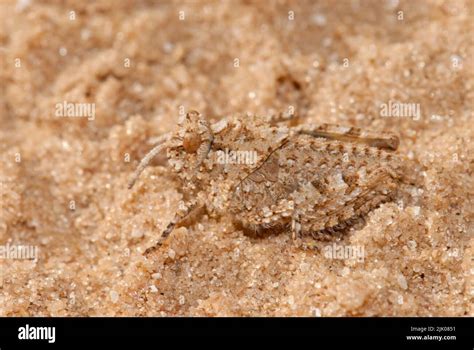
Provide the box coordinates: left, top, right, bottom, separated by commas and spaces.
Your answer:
183, 132, 201, 153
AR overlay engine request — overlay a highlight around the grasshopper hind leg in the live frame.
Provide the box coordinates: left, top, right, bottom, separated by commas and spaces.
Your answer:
294, 123, 399, 151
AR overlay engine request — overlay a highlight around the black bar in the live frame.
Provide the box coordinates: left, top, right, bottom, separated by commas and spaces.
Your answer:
0, 317, 471, 346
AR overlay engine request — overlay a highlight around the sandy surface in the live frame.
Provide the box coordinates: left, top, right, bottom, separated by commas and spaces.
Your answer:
0, 0, 473, 316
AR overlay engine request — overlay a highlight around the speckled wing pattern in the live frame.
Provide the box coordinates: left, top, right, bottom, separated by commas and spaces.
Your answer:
231, 131, 402, 237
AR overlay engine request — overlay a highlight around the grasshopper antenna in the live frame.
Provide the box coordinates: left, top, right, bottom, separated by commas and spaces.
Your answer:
128, 133, 170, 189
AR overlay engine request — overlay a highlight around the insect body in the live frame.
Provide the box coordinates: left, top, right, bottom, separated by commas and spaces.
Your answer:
129, 111, 402, 253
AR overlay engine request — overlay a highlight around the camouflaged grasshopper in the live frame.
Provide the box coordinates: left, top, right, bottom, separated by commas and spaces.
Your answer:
128, 111, 402, 254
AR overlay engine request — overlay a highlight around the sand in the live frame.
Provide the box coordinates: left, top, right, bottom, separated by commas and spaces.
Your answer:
0, 0, 472, 316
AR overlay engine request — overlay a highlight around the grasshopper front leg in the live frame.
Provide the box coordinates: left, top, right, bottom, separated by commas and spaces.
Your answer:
144, 198, 204, 256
